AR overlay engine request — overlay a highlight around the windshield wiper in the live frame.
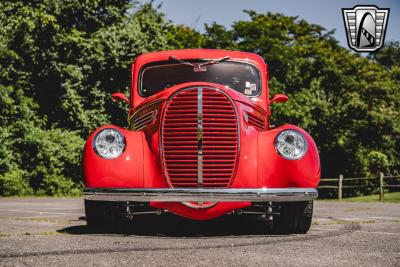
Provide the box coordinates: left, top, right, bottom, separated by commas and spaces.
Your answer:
169, 56, 231, 71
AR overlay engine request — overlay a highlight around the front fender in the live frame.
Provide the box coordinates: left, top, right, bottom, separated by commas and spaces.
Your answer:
83, 125, 144, 188
258, 124, 320, 188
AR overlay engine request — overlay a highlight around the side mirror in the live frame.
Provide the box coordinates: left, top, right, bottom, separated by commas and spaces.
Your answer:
111, 92, 130, 106
269, 94, 288, 104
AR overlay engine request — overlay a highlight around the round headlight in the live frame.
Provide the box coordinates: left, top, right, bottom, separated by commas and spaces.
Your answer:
93, 128, 126, 159
275, 130, 307, 160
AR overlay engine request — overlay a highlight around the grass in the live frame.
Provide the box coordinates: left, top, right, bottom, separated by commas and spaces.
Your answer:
320, 192, 400, 203
345, 192, 400, 203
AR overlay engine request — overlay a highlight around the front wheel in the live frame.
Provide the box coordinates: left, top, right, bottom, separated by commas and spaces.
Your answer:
85, 200, 122, 231
275, 201, 313, 234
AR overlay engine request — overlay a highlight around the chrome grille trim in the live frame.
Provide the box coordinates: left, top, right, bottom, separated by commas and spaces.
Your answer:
197, 87, 203, 186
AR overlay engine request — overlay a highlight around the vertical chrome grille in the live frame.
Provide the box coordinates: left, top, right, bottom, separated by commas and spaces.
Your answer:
197, 88, 203, 186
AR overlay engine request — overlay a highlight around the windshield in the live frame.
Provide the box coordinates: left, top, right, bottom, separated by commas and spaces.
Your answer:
139, 60, 261, 97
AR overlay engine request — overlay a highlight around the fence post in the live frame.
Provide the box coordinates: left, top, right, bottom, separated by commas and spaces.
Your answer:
379, 172, 384, 201
338, 174, 343, 200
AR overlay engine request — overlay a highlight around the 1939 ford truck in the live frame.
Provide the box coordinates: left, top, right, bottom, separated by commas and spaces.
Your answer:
83, 49, 320, 234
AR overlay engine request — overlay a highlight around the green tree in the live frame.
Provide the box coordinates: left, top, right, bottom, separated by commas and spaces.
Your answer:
0, 1, 170, 195
369, 41, 400, 69
167, 24, 204, 49
1, 3, 399, 196
202, 11, 400, 185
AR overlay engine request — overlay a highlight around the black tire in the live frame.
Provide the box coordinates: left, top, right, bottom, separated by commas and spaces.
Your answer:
85, 200, 119, 231
275, 201, 313, 234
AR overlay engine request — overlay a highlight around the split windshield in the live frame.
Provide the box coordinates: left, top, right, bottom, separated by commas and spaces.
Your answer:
139, 59, 261, 97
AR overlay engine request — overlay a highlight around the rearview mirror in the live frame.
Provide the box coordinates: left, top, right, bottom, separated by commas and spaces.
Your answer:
111, 93, 130, 106
269, 94, 288, 104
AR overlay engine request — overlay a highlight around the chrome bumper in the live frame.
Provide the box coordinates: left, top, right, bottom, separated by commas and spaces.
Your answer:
84, 188, 318, 202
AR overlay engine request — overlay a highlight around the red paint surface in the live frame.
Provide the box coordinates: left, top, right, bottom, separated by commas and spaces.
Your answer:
83, 49, 320, 221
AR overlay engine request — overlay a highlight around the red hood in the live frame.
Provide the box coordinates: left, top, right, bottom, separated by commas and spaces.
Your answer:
130, 82, 269, 118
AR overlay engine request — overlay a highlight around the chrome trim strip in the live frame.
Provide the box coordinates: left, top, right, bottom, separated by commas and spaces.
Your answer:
130, 99, 164, 130
130, 99, 164, 119
197, 87, 203, 186
84, 188, 318, 202
133, 110, 157, 131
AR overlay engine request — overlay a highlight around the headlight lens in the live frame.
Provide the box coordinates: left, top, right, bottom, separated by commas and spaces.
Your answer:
275, 130, 307, 160
93, 128, 126, 159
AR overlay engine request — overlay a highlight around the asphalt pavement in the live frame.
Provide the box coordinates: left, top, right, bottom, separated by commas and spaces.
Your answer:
0, 198, 399, 266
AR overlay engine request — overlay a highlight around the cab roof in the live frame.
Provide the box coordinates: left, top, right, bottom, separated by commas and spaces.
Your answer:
133, 49, 267, 71
131, 49, 269, 110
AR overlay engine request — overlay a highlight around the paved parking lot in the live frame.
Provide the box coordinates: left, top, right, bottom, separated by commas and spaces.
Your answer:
0, 198, 399, 266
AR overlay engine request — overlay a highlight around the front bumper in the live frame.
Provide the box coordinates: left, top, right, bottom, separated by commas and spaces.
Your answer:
84, 188, 318, 202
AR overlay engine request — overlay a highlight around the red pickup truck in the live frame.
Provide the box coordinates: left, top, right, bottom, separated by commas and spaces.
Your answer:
82, 49, 320, 234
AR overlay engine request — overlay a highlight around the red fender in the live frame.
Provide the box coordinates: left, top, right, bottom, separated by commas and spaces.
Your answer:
258, 124, 320, 188
83, 125, 144, 188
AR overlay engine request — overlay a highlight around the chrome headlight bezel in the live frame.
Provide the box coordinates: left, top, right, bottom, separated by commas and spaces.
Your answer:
274, 129, 308, 160
93, 128, 126, 159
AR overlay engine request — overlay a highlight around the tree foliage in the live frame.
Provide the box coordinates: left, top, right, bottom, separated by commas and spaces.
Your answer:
201, 12, 400, 197
0, 1, 169, 195
0, 2, 399, 196
200, 12, 400, 182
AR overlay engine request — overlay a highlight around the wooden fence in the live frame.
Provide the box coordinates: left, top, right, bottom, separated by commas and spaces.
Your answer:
318, 173, 400, 200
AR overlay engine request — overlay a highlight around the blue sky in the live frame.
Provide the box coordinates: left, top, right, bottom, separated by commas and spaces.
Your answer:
155, 0, 399, 49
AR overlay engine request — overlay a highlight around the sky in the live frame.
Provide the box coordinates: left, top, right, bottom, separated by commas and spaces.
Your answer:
155, 0, 399, 49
